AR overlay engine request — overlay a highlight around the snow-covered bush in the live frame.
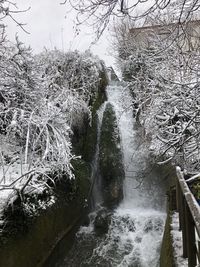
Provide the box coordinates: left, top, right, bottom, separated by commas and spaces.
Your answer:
0, 39, 106, 207
35, 49, 104, 130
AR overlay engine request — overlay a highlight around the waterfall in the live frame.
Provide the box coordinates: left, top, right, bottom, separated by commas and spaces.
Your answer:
96, 84, 167, 267
106, 84, 166, 209
54, 83, 167, 267
90, 102, 107, 208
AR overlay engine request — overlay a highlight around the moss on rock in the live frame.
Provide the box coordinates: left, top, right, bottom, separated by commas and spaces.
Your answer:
72, 77, 107, 163
99, 103, 125, 209
71, 158, 91, 200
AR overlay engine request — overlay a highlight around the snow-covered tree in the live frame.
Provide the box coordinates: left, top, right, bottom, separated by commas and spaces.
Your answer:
64, 0, 200, 38
114, 11, 200, 173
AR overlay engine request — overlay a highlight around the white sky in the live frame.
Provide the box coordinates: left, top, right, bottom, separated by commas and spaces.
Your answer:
5, 0, 115, 67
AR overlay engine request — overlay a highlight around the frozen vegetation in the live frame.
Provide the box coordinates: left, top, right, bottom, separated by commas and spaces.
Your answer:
0, 35, 106, 220
114, 8, 200, 175
1, 2, 200, 265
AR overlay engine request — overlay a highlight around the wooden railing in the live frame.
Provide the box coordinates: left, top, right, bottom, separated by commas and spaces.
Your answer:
176, 166, 200, 267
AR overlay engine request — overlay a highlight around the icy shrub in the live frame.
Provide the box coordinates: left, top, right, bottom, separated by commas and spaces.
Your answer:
0, 40, 107, 210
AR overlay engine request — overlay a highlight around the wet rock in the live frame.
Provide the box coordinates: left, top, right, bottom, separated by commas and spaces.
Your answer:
124, 242, 133, 253
107, 66, 119, 82
135, 236, 142, 243
154, 218, 164, 232
82, 215, 90, 227
144, 218, 163, 233
129, 250, 141, 267
123, 216, 136, 232
99, 103, 125, 209
144, 220, 154, 233
94, 208, 111, 235
127, 221, 136, 232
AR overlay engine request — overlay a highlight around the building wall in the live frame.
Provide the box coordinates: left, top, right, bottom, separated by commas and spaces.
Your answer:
129, 20, 200, 52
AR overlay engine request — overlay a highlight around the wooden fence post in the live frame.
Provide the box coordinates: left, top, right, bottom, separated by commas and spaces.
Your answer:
184, 200, 197, 267
176, 179, 182, 230
181, 195, 188, 258
176, 166, 200, 266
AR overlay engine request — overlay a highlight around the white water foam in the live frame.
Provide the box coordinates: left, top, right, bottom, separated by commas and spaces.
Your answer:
90, 208, 165, 267
100, 83, 167, 267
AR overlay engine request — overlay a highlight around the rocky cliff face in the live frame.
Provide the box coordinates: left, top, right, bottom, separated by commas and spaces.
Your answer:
99, 103, 125, 209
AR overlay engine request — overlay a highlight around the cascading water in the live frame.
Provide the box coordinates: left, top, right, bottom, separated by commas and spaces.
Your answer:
90, 102, 107, 209
50, 83, 167, 267
97, 84, 167, 267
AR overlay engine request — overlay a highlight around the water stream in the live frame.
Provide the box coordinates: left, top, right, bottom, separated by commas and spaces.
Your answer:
89, 102, 107, 209
46, 84, 167, 267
